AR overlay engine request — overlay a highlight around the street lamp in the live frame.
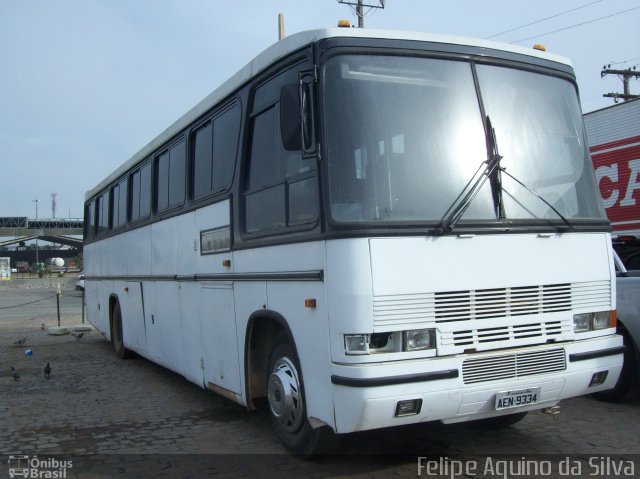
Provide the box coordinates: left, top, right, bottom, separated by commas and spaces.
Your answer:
33, 199, 39, 265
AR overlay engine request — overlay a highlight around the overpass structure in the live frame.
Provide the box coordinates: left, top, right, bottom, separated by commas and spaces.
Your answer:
0, 217, 83, 248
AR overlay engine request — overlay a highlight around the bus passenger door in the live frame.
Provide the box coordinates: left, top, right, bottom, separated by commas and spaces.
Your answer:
200, 283, 241, 395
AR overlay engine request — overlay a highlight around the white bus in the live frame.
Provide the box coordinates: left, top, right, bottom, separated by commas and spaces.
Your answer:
84, 28, 624, 454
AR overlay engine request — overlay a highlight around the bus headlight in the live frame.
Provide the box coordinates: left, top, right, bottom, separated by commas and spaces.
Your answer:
404, 329, 435, 351
344, 334, 369, 355
344, 329, 437, 355
573, 311, 612, 332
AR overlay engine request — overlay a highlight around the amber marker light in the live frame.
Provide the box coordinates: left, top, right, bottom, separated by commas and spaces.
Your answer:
610, 310, 617, 328
304, 299, 317, 308
338, 19, 351, 28
222, 259, 231, 268
533, 44, 546, 52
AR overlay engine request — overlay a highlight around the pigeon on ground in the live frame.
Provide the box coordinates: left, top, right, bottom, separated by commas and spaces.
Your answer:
10, 366, 20, 381
44, 362, 51, 379
71, 332, 84, 342
13, 338, 27, 345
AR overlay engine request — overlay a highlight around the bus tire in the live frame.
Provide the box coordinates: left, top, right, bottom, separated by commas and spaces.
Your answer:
111, 302, 133, 359
593, 329, 635, 402
267, 340, 335, 456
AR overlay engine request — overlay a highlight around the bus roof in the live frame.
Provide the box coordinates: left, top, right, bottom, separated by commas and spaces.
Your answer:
85, 28, 572, 201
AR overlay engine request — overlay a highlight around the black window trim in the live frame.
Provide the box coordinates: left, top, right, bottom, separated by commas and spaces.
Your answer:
153, 135, 187, 215
128, 159, 152, 225
188, 99, 241, 203
316, 45, 607, 237
240, 53, 320, 242
109, 176, 128, 232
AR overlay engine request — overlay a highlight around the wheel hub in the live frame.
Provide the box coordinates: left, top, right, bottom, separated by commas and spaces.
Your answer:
268, 357, 303, 433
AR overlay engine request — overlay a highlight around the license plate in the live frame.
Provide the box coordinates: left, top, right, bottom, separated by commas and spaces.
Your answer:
495, 387, 541, 410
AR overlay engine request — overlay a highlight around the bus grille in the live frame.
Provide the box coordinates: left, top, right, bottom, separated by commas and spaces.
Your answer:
462, 348, 566, 384
445, 320, 569, 347
434, 284, 572, 322
372, 280, 611, 327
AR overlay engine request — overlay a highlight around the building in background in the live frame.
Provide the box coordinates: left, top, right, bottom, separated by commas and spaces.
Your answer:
586, 99, 640, 236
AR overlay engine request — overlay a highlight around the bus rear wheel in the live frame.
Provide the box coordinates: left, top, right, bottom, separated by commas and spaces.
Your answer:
267, 340, 335, 456
111, 302, 133, 359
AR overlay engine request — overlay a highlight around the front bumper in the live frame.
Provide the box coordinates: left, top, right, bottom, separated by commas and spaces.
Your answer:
329, 335, 623, 433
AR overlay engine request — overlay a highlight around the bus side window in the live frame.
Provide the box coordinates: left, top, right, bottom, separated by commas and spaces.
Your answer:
191, 103, 240, 200
129, 162, 151, 223
84, 201, 95, 239
244, 63, 317, 235
110, 178, 127, 229
96, 193, 109, 236
155, 140, 186, 213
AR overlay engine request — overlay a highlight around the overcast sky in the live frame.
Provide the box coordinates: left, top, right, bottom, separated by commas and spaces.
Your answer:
1, 0, 638, 220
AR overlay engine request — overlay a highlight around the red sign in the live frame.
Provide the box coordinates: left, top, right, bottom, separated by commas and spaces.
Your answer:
591, 135, 640, 232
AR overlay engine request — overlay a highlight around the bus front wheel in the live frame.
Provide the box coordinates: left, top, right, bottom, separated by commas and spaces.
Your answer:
267, 340, 335, 456
111, 302, 133, 359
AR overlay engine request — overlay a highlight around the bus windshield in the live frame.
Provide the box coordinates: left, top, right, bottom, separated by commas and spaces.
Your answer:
324, 55, 606, 226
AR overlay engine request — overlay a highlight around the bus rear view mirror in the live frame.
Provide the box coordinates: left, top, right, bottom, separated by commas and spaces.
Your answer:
281, 81, 315, 155
280, 83, 301, 150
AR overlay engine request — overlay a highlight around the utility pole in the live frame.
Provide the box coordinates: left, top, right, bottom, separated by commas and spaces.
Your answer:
337, 0, 385, 28
356, 0, 364, 28
32, 199, 39, 265
601, 65, 640, 103
51, 192, 57, 218
278, 13, 285, 40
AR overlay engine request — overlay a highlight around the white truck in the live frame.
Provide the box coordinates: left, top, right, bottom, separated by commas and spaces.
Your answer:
585, 99, 640, 401
595, 252, 640, 400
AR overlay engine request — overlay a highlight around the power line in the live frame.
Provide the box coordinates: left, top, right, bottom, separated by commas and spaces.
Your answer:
485, 0, 603, 39
510, 6, 640, 44
607, 56, 640, 66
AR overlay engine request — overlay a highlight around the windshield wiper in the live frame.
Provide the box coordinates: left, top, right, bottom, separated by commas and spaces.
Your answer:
498, 168, 574, 230
434, 116, 504, 235
434, 116, 573, 235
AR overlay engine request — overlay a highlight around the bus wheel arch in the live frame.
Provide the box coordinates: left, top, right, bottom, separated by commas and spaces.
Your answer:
245, 310, 336, 455
244, 311, 295, 408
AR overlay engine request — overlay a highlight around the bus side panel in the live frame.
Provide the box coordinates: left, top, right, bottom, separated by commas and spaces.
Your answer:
151, 219, 177, 275
234, 241, 334, 428
180, 281, 207, 386
175, 210, 197, 276
127, 225, 152, 276
85, 278, 108, 338
266, 279, 333, 428
325, 238, 375, 365
108, 233, 127, 277
144, 281, 179, 370
120, 281, 148, 352
201, 282, 241, 394
234, 280, 267, 403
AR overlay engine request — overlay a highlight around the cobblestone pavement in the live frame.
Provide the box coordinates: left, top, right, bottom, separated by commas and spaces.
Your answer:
1, 287, 639, 478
